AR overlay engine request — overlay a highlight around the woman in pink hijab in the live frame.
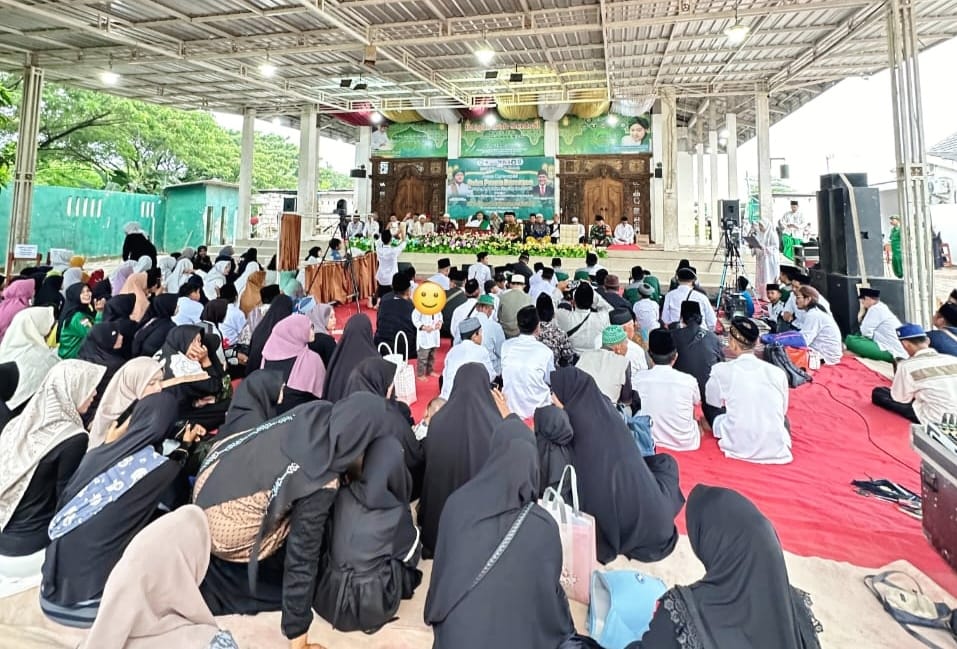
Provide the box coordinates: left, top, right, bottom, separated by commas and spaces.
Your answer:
260, 313, 326, 412
0, 279, 36, 341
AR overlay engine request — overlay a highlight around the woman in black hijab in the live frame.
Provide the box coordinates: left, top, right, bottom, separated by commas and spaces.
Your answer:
34, 275, 65, 319
628, 485, 822, 649
195, 393, 399, 649
218, 369, 285, 438
77, 322, 127, 417
425, 416, 580, 649
40, 393, 194, 627
418, 362, 503, 558
322, 313, 377, 402
534, 405, 574, 499
235, 248, 258, 278
550, 366, 683, 564
0, 361, 19, 430
345, 356, 424, 498
245, 294, 294, 375
155, 325, 231, 431
132, 293, 178, 357
312, 435, 422, 632
103, 293, 138, 358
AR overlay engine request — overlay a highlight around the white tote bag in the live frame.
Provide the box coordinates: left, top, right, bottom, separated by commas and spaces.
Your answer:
377, 330, 417, 406
538, 465, 598, 604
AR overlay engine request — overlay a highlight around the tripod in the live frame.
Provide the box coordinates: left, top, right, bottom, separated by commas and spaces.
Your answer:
306, 216, 362, 315
710, 226, 746, 313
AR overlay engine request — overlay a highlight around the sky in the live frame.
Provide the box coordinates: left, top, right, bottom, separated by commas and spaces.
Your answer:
213, 112, 358, 173
212, 35, 957, 186
737, 36, 957, 193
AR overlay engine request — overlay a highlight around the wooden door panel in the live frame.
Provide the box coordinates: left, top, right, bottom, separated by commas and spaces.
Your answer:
395, 175, 426, 216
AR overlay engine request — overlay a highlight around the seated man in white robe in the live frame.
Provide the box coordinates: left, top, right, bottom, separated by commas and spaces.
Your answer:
705, 317, 792, 464
440, 318, 495, 399
613, 216, 636, 244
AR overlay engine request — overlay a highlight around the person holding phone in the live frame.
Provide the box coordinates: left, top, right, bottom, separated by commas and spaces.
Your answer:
155, 325, 232, 431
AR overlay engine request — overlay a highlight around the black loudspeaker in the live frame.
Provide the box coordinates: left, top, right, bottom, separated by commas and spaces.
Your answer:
818, 272, 907, 337
718, 199, 740, 228
654, 165, 663, 179
815, 194, 832, 272
822, 186, 884, 277
820, 172, 868, 190
282, 196, 297, 212
349, 168, 367, 178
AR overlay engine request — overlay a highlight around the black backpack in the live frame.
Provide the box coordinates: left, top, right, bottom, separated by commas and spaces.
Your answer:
763, 342, 813, 388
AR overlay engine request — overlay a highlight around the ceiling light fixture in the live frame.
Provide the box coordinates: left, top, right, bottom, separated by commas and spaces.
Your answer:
100, 70, 120, 85
475, 47, 495, 66
724, 3, 750, 45
606, 114, 619, 126
260, 61, 277, 78
370, 112, 383, 124
484, 113, 498, 126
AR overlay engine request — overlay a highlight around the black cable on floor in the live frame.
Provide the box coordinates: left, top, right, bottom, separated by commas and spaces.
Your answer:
816, 382, 919, 476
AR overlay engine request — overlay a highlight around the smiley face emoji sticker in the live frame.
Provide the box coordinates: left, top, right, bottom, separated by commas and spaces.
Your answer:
413, 281, 447, 315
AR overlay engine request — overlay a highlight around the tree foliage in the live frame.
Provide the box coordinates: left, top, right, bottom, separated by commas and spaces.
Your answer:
0, 76, 354, 193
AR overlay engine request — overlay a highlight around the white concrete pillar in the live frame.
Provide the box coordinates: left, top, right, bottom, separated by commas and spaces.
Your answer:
7, 61, 42, 268
695, 142, 705, 244
297, 105, 318, 232
726, 113, 738, 201
660, 87, 679, 251
887, 0, 935, 323
755, 83, 773, 227
237, 108, 255, 241
709, 128, 720, 243
355, 126, 373, 215
651, 113, 664, 244
544, 120, 560, 210
447, 121, 462, 158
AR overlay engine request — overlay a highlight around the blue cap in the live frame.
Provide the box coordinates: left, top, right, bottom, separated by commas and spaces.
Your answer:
896, 323, 926, 340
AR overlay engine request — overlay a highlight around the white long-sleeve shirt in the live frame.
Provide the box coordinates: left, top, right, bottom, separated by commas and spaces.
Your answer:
412, 310, 442, 350
662, 285, 717, 331
468, 263, 492, 287
633, 298, 660, 333
613, 223, 635, 244
375, 239, 407, 286
860, 301, 906, 359
502, 334, 555, 419
427, 273, 451, 290
635, 365, 700, 451
440, 340, 495, 400
706, 354, 792, 464
799, 307, 843, 365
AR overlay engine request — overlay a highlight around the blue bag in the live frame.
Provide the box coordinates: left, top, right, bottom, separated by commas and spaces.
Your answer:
588, 570, 667, 649
619, 407, 656, 457
760, 330, 807, 349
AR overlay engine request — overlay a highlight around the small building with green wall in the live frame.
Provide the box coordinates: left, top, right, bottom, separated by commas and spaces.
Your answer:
161, 180, 239, 252
0, 180, 239, 260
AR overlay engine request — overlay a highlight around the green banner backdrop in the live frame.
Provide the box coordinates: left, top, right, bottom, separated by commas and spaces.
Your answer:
558, 114, 653, 155
371, 122, 449, 158
460, 117, 545, 157
446, 157, 555, 219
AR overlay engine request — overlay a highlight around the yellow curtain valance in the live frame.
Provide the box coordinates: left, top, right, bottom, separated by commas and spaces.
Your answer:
381, 109, 422, 123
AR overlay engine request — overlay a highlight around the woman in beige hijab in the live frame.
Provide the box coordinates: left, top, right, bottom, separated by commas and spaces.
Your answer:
80, 505, 239, 649
0, 306, 59, 410
87, 357, 165, 448
120, 272, 151, 322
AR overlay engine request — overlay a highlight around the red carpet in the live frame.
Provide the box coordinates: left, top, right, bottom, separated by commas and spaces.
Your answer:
334, 305, 957, 593
607, 244, 641, 252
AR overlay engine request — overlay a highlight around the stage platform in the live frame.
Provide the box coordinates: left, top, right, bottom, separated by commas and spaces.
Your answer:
235, 237, 756, 290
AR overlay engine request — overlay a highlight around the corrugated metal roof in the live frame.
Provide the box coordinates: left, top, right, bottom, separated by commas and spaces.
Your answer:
0, 0, 954, 143
929, 132, 957, 164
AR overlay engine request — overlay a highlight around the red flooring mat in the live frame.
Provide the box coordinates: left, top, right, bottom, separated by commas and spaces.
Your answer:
333, 304, 957, 593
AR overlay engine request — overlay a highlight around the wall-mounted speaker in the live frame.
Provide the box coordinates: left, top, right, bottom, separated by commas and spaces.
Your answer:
349, 168, 367, 178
